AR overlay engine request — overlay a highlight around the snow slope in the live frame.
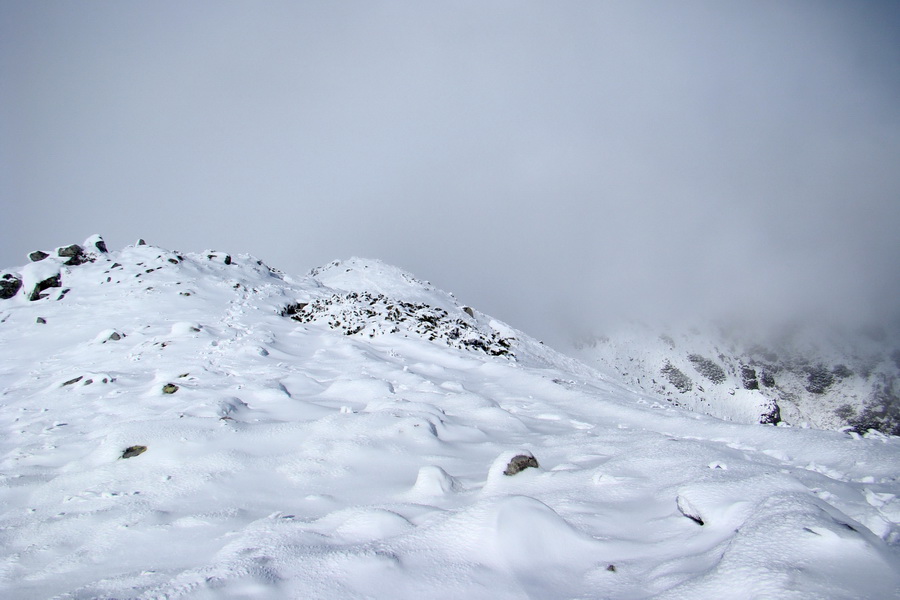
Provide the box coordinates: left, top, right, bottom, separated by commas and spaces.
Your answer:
571, 321, 900, 433
0, 238, 899, 599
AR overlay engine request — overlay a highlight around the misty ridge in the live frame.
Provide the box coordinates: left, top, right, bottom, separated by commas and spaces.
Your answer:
1, 2, 899, 429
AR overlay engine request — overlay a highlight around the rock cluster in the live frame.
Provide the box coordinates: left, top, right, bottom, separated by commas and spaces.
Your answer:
3, 235, 110, 302
286, 291, 514, 357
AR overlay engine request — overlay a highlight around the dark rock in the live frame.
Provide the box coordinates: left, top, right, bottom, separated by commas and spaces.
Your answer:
759, 370, 776, 387
162, 383, 179, 394
759, 401, 781, 425
36, 317, 46, 324
463, 306, 475, 318
207, 252, 232, 265
29, 274, 61, 301
805, 364, 834, 395
688, 355, 726, 384
504, 453, 539, 476
57, 244, 82, 258
280, 302, 308, 317
740, 365, 759, 390
0, 274, 22, 299
835, 404, 856, 421
62, 376, 83, 386
29, 251, 49, 262
122, 445, 147, 459
832, 364, 853, 380
57, 244, 87, 266
606, 564, 617, 573
848, 385, 900, 436
89, 236, 108, 253
137, 239, 147, 245
661, 362, 693, 393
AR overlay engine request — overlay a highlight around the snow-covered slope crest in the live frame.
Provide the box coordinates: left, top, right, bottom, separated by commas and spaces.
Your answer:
298, 258, 515, 358
1, 237, 899, 599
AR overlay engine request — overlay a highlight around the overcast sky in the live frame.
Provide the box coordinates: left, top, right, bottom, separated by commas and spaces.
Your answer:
2, 1, 899, 345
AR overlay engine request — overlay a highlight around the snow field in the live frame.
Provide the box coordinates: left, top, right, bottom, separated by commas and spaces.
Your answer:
0, 241, 898, 598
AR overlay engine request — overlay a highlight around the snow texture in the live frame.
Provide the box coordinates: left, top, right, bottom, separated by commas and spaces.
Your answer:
0, 239, 898, 599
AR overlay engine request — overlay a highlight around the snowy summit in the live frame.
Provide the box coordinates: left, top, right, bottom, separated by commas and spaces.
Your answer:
0, 237, 898, 599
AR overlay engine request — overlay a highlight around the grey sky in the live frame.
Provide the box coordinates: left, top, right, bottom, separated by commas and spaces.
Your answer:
2, 1, 899, 345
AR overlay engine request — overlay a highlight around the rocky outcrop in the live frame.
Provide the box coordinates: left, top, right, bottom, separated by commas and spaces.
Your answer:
286, 292, 514, 357
741, 365, 760, 390
29, 251, 49, 262
661, 362, 693, 393
688, 354, 726, 384
759, 401, 781, 425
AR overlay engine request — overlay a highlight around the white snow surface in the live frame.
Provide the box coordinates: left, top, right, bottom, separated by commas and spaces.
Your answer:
0, 241, 899, 599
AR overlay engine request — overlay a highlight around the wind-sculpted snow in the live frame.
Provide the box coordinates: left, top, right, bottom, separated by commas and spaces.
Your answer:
0, 238, 899, 599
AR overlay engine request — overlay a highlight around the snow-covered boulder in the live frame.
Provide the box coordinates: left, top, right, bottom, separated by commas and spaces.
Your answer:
84, 234, 108, 253
0, 273, 21, 299
20, 259, 63, 301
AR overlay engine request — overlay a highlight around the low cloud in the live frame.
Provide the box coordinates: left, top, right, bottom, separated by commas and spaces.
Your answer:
2, 1, 898, 346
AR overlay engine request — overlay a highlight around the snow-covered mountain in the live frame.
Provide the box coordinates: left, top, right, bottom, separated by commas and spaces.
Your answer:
570, 321, 900, 435
1, 237, 899, 599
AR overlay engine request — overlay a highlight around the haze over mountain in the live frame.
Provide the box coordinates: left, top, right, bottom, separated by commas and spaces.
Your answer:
1, 237, 898, 598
